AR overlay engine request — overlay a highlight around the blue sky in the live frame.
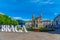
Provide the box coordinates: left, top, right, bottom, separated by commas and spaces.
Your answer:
0, 0, 60, 21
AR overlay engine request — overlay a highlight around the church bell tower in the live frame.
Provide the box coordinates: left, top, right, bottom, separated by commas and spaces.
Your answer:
39, 13, 42, 27
32, 14, 35, 27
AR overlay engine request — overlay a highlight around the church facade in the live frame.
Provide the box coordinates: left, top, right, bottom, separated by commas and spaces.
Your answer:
32, 13, 43, 28
25, 13, 52, 28
32, 13, 52, 28
25, 13, 60, 28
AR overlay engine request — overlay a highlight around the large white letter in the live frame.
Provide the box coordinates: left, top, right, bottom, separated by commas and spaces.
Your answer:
15, 25, 23, 32
1, 25, 6, 32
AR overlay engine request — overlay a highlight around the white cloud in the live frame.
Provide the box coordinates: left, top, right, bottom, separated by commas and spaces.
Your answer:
13, 17, 22, 19
49, 2, 54, 4
31, 0, 54, 4
43, 15, 52, 21
0, 12, 5, 15
40, 1, 54, 4
13, 17, 31, 21
54, 13, 59, 16
43, 18, 49, 20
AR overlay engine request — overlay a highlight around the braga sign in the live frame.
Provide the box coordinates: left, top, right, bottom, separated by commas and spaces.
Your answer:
0, 25, 28, 32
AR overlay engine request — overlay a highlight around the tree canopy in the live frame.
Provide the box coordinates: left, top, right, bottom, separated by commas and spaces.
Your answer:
0, 13, 19, 25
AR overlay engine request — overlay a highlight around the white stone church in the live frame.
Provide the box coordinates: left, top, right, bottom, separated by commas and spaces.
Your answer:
25, 13, 60, 28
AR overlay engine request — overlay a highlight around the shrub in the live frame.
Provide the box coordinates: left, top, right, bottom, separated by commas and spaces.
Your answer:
17, 28, 22, 30
26, 27, 51, 32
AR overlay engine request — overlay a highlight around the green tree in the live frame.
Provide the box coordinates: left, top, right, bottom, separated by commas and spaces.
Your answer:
0, 13, 19, 25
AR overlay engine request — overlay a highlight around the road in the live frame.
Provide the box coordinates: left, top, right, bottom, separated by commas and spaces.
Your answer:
0, 29, 60, 40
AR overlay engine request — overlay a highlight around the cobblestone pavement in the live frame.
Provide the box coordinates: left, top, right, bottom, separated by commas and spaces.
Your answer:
0, 31, 60, 40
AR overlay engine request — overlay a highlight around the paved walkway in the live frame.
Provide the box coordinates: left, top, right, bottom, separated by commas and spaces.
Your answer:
0, 29, 60, 40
